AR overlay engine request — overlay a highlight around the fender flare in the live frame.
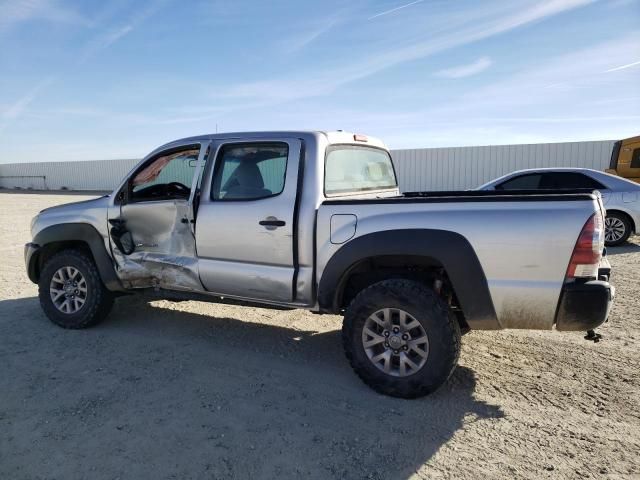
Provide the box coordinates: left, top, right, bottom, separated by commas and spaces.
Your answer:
317, 229, 499, 330
31, 223, 124, 292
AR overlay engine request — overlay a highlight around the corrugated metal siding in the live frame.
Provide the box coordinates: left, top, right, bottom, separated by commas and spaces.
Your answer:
392, 140, 615, 192
0, 140, 616, 192
0, 159, 139, 190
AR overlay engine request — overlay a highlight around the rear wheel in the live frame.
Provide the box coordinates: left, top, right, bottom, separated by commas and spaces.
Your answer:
38, 249, 114, 329
342, 279, 460, 398
604, 212, 631, 246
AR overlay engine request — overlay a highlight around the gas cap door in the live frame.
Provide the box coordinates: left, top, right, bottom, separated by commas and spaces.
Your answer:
330, 214, 357, 244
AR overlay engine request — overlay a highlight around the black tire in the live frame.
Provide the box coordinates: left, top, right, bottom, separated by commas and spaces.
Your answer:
605, 212, 632, 247
38, 249, 114, 329
342, 279, 461, 399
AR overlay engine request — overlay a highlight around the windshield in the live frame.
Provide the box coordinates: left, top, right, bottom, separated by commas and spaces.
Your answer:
325, 145, 397, 196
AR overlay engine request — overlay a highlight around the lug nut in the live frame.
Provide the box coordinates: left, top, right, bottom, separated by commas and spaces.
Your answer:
403, 346, 408, 351
393, 350, 399, 355
383, 331, 390, 337
402, 334, 408, 340
392, 327, 399, 334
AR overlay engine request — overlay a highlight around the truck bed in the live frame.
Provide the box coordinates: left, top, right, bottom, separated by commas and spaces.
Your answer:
317, 189, 604, 330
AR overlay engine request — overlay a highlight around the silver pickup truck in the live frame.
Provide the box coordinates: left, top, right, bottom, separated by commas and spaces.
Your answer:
25, 131, 614, 398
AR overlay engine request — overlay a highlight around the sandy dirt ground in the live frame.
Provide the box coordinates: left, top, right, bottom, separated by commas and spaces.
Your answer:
0, 192, 639, 479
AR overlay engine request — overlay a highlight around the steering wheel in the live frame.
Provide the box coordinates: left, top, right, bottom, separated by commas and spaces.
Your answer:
167, 182, 190, 195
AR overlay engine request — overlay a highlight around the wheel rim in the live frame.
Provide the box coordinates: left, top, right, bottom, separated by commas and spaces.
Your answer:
605, 216, 626, 242
361, 308, 429, 378
49, 266, 88, 314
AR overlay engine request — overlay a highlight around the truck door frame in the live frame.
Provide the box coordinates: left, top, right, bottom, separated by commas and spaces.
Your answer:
195, 137, 303, 304
107, 140, 210, 291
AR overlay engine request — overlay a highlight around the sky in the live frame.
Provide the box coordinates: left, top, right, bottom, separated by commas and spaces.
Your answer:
0, 0, 639, 163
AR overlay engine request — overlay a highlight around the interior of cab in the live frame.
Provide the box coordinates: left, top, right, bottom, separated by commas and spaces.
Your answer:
128, 148, 200, 202
211, 144, 288, 201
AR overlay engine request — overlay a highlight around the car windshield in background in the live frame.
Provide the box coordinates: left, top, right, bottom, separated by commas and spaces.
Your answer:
325, 146, 397, 196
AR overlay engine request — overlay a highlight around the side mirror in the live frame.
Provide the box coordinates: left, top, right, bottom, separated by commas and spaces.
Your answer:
109, 219, 135, 255
117, 231, 136, 255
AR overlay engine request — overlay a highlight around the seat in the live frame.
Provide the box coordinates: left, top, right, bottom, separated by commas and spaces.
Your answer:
223, 162, 272, 199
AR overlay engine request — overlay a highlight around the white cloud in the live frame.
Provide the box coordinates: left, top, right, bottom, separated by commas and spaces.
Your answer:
281, 17, 341, 54
365, 32, 640, 147
0, 76, 57, 132
79, 0, 168, 63
210, 0, 596, 105
0, 0, 89, 32
435, 57, 493, 79
445, 32, 640, 113
368, 0, 425, 21
0, 1, 169, 133
604, 60, 640, 73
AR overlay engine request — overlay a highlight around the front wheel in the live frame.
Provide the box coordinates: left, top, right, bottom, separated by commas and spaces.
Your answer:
604, 212, 631, 246
342, 279, 461, 398
38, 249, 114, 329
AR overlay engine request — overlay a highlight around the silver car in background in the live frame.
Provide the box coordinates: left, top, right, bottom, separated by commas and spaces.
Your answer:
478, 168, 640, 246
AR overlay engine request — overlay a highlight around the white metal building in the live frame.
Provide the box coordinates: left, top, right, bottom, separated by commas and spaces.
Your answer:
0, 158, 139, 191
0, 140, 615, 193
391, 140, 615, 192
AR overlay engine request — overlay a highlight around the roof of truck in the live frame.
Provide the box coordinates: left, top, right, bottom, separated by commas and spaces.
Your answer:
153, 130, 387, 154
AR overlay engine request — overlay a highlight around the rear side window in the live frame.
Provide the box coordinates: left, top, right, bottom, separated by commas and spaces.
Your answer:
496, 173, 542, 190
631, 149, 640, 168
325, 145, 397, 196
539, 172, 605, 189
211, 143, 288, 200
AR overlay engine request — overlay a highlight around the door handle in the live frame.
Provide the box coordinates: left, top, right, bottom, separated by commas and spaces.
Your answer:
259, 218, 286, 228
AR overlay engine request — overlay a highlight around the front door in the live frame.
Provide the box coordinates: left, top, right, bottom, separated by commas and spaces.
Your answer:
196, 139, 301, 303
108, 142, 209, 290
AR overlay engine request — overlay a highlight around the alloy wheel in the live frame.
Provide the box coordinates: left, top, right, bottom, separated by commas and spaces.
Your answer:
49, 266, 88, 314
605, 216, 626, 243
361, 308, 429, 377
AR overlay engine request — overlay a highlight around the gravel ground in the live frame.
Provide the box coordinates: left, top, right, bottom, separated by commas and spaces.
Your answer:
1, 192, 639, 479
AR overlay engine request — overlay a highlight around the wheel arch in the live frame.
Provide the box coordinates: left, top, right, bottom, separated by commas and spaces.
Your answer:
30, 223, 124, 291
317, 229, 500, 330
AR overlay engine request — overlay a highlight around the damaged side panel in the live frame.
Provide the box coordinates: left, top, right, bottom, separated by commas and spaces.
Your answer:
108, 200, 205, 292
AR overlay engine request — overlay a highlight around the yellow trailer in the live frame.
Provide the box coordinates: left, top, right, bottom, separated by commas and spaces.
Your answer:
606, 135, 640, 183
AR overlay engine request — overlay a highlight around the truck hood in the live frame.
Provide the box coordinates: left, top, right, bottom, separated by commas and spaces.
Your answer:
32, 195, 112, 239
39, 195, 110, 215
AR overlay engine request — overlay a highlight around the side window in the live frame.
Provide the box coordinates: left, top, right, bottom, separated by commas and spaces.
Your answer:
211, 143, 288, 200
130, 147, 200, 201
539, 172, 605, 189
496, 174, 542, 190
631, 149, 640, 169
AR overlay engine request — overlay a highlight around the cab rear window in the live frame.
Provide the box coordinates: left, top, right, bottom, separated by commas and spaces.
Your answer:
324, 145, 397, 196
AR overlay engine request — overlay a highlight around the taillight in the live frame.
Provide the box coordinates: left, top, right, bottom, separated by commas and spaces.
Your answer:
566, 213, 604, 280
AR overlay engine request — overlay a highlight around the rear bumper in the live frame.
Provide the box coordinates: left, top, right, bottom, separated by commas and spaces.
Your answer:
24, 242, 40, 283
555, 280, 615, 331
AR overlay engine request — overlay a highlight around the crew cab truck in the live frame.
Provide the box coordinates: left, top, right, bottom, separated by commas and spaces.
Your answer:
25, 131, 614, 398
